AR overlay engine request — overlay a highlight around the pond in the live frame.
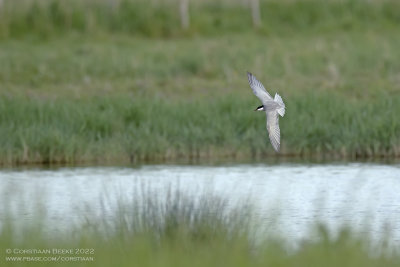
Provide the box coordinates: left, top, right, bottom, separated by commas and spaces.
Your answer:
1, 162, 399, 248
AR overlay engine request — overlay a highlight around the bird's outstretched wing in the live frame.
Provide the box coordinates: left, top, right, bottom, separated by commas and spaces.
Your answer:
266, 111, 280, 152
247, 72, 273, 103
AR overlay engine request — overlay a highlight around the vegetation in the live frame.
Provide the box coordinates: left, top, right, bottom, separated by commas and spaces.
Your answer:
1, 190, 399, 267
0, 0, 399, 38
1, 2, 398, 264
1, 33, 399, 164
0, 0, 399, 165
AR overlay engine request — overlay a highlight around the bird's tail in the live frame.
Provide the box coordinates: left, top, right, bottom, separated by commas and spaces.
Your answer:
274, 93, 285, 117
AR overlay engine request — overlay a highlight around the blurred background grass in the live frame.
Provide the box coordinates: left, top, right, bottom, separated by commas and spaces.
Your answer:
0, 0, 399, 38
0, 0, 399, 165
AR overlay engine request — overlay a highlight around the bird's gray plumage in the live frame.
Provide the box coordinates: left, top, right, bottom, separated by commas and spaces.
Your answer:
247, 72, 273, 102
247, 72, 285, 152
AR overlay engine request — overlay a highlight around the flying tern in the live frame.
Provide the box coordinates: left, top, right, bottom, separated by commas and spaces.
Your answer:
247, 72, 285, 152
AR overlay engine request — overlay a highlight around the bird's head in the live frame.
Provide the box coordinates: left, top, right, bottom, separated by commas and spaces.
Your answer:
254, 105, 264, 111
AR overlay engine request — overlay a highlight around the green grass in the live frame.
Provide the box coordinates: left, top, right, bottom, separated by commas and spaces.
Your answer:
0, 0, 400, 165
1, 31, 400, 165
1, 91, 399, 165
0, 0, 399, 38
1, 189, 399, 267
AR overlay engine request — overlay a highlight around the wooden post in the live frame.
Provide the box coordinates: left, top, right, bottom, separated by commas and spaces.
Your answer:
250, 0, 261, 28
179, 0, 189, 29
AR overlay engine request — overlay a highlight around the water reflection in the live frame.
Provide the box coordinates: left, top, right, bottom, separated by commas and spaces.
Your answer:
0, 162, 399, 247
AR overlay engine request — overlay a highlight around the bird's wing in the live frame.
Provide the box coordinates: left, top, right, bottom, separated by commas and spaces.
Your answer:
247, 72, 273, 103
266, 111, 280, 152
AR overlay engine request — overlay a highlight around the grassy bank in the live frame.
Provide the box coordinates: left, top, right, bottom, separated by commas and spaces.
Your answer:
1, 31, 400, 165
1, 189, 399, 267
1, 92, 399, 165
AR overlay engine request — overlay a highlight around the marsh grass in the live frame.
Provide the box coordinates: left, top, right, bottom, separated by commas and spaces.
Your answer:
1, 189, 399, 267
0, 91, 399, 165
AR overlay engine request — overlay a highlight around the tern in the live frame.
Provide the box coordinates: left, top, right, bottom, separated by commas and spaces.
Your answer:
247, 72, 285, 152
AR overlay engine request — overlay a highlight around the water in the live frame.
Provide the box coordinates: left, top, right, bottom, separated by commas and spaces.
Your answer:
1, 162, 399, 247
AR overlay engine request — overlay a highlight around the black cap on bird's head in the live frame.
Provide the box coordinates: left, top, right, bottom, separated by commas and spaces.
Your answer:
254, 105, 264, 111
